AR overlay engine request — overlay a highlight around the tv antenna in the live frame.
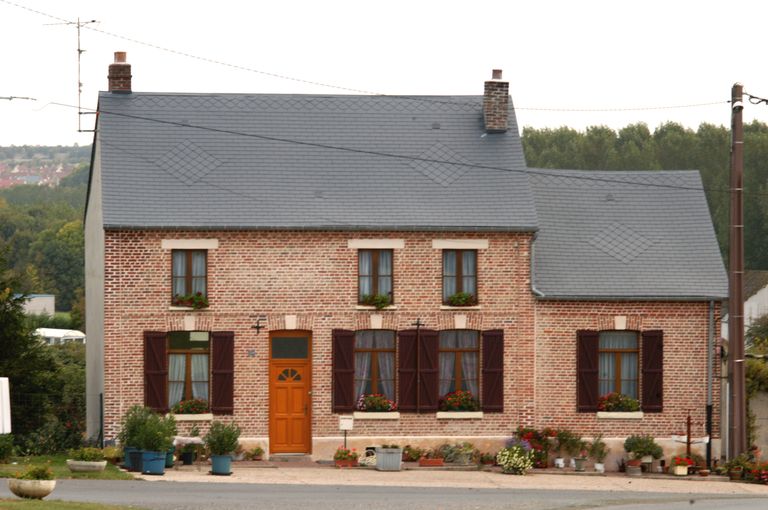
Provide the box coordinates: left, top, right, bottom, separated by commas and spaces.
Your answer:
45, 17, 98, 132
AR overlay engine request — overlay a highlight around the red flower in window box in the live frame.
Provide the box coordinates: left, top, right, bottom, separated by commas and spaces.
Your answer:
172, 292, 209, 309
439, 390, 480, 411
356, 394, 397, 412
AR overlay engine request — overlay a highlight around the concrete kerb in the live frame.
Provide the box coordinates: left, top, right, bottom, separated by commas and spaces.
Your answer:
136, 465, 768, 495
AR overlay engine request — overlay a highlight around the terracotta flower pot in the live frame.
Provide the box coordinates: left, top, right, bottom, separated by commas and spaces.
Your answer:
334, 459, 358, 468
419, 458, 444, 467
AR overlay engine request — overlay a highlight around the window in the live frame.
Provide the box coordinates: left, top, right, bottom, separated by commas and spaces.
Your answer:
172, 250, 207, 302
576, 329, 663, 413
354, 330, 395, 401
438, 330, 479, 397
167, 331, 210, 408
358, 250, 393, 304
598, 331, 638, 399
442, 250, 477, 304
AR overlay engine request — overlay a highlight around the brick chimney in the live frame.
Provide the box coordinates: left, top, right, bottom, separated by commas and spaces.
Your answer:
483, 69, 508, 133
108, 52, 132, 93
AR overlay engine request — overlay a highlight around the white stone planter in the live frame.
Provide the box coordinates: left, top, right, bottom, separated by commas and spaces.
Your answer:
8, 479, 56, 499
596, 411, 644, 420
66, 459, 107, 472
352, 411, 400, 420
673, 464, 689, 476
172, 413, 214, 421
594, 462, 605, 473
435, 411, 484, 419
554, 457, 565, 468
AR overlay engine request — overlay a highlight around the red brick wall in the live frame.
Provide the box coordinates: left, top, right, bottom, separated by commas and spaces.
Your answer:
102, 230, 536, 441
535, 301, 721, 439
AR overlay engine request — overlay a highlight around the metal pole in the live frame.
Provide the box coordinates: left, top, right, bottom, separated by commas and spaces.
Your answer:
728, 82, 747, 458
706, 300, 714, 468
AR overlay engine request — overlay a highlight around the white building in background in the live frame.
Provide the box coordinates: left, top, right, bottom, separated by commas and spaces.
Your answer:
35, 328, 86, 345
19, 294, 55, 316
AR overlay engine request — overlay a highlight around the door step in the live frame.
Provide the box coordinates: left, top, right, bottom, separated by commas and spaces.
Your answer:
269, 454, 312, 463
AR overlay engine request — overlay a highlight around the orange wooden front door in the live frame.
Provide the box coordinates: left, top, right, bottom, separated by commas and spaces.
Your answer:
269, 332, 311, 454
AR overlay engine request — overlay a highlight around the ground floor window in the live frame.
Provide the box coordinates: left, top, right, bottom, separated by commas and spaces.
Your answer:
168, 331, 210, 407
354, 330, 395, 401
438, 330, 479, 397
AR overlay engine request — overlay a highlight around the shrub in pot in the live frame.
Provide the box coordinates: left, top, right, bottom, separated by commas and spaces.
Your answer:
117, 405, 154, 471
204, 421, 241, 475
589, 434, 609, 473
67, 447, 107, 472
375, 444, 403, 471
8, 465, 56, 499
136, 413, 177, 475
623, 434, 663, 463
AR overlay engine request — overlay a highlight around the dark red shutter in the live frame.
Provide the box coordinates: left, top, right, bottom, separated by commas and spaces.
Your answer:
332, 329, 356, 412
642, 330, 664, 413
418, 329, 439, 411
211, 331, 235, 415
398, 330, 418, 412
482, 329, 504, 412
144, 331, 168, 412
576, 330, 599, 412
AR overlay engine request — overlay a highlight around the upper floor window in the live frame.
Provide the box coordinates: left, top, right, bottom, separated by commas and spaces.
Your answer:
172, 250, 207, 306
358, 249, 393, 306
598, 331, 639, 399
442, 250, 476, 305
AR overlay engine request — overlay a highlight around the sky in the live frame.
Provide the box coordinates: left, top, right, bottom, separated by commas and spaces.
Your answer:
1, 0, 767, 146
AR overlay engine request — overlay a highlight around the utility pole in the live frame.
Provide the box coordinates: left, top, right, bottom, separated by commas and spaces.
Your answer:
728, 82, 747, 458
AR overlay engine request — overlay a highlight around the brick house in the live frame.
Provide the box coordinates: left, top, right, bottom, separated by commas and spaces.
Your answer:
85, 53, 727, 466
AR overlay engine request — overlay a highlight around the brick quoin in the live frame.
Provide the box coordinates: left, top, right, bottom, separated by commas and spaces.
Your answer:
102, 229, 720, 455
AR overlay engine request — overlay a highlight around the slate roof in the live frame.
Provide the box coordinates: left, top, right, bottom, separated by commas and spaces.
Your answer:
529, 168, 728, 300
95, 92, 537, 231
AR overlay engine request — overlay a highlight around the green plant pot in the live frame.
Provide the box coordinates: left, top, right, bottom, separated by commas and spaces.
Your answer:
211, 454, 232, 475
165, 449, 175, 468
141, 450, 166, 475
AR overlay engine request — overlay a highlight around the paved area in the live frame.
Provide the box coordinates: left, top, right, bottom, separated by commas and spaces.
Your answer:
136, 462, 768, 496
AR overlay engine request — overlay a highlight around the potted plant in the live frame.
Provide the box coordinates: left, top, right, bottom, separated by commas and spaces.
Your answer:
419, 448, 445, 467
573, 441, 589, 472
118, 405, 154, 472
375, 444, 403, 471
598, 392, 640, 412
180, 425, 201, 465
438, 390, 480, 412
515, 427, 552, 468
624, 435, 663, 476
725, 453, 750, 481
333, 445, 359, 468
402, 445, 424, 462
496, 442, 535, 475
204, 421, 241, 475
136, 412, 177, 475
8, 465, 55, 500
67, 447, 107, 472
588, 435, 609, 473
672, 455, 693, 476
480, 452, 496, 465
244, 445, 265, 461
446, 292, 476, 306
356, 393, 397, 412
554, 429, 580, 468
360, 293, 391, 310
171, 398, 209, 415
172, 291, 209, 309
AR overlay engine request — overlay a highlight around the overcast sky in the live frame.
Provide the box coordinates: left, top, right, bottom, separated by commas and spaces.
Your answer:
1, 0, 767, 146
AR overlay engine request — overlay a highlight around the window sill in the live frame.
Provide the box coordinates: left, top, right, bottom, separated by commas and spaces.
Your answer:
355, 305, 398, 311
169, 413, 214, 421
168, 306, 210, 311
436, 411, 484, 419
353, 411, 400, 420
596, 411, 644, 420
439, 305, 482, 310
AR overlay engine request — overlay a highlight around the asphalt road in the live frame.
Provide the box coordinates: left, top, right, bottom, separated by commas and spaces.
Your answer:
0, 480, 764, 510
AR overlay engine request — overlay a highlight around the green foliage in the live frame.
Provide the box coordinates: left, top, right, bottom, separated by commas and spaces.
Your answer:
360, 293, 391, 309
134, 413, 176, 452
446, 292, 476, 306
204, 421, 241, 456
555, 429, 582, 456
117, 405, 155, 448
623, 434, 663, 459
598, 392, 640, 412
69, 447, 104, 462
15, 465, 55, 480
588, 434, 609, 463
0, 434, 14, 462
244, 446, 264, 460
437, 442, 477, 463
170, 398, 209, 414
402, 445, 424, 461
172, 292, 208, 309
438, 389, 480, 411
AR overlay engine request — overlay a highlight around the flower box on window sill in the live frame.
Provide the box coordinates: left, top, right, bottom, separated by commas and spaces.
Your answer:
352, 411, 400, 420
436, 411, 484, 420
439, 305, 481, 311
168, 306, 210, 312
596, 411, 644, 420
171, 413, 214, 422
355, 305, 398, 311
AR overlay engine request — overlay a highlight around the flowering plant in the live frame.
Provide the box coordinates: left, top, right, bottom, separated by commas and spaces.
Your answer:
598, 392, 640, 412
496, 445, 534, 475
356, 394, 397, 412
333, 446, 359, 461
172, 292, 209, 309
171, 398, 210, 414
439, 390, 480, 411
672, 455, 694, 467
14, 464, 54, 480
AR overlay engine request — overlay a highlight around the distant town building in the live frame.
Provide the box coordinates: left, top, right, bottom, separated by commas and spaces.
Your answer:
18, 294, 55, 316
34, 328, 86, 345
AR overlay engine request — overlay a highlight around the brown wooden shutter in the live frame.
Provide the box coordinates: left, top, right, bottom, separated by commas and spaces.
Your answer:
418, 329, 439, 411
481, 329, 504, 412
332, 329, 356, 412
397, 330, 418, 412
210, 331, 235, 415
576, 330, 599, 412
144, 331, 168, 412
641, 330, 664, 413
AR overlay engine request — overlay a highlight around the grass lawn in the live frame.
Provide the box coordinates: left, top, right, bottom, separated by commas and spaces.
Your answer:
0, 499, 141, 509
0, 455, 133, 481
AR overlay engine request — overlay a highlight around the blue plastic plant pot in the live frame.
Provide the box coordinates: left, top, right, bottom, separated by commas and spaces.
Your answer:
141, 450, 166, 475
128, 449, 143, 472
210, 454, 232, 475
122, 446, 136, 470
165, 449, 175, 468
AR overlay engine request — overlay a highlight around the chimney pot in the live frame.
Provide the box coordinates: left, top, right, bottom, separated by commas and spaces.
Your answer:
108, 51, 132, 94
483, 69, 509, 133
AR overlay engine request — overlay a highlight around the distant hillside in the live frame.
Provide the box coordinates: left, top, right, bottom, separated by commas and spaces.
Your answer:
0, 145, 91, 189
